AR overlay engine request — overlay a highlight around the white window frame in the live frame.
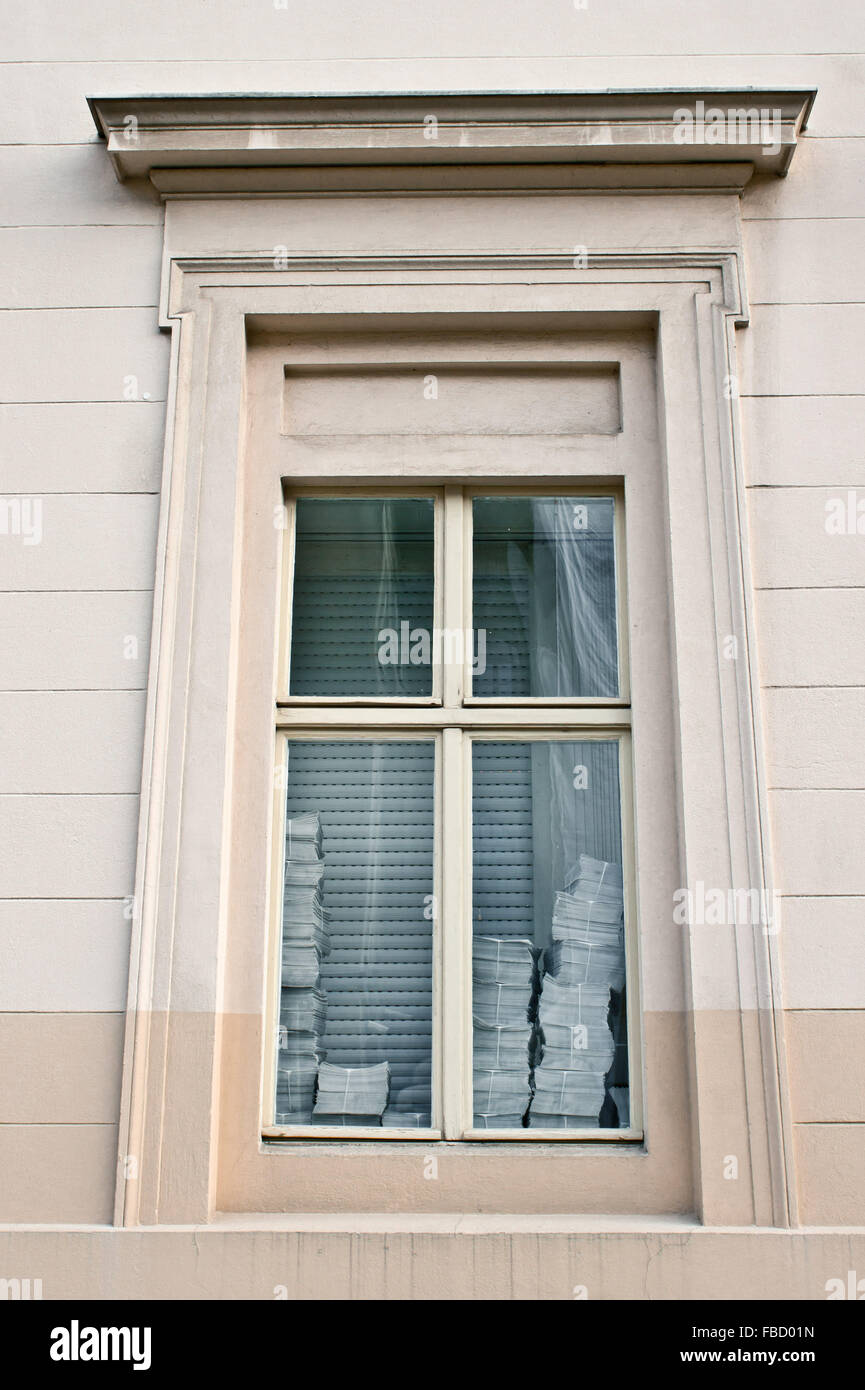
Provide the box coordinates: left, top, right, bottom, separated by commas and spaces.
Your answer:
263, 483, 640, 1141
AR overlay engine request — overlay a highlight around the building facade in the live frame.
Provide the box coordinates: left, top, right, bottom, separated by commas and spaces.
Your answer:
1, 2, 863, 1299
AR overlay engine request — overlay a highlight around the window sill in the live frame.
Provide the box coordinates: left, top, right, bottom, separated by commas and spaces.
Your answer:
260, 1128, 644, 1145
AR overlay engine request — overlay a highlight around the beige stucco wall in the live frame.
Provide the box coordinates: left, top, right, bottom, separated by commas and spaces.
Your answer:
737, 97, 865, 1225
0, 0, 863, 1293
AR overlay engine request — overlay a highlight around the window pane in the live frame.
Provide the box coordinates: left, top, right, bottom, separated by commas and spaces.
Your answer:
472, 496, 618, 697
471, 740, 629, 1130
289, 497, 435, 696
276, 739, 435, 1127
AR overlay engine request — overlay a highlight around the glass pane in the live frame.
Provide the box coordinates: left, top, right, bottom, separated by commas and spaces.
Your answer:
471, 739, 628, 1130
472, 496, 618, 698
289, 497, 435, 696
276, 739, 435, 1128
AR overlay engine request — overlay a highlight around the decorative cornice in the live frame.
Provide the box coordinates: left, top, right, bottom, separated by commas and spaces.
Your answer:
88, 89, 815, 193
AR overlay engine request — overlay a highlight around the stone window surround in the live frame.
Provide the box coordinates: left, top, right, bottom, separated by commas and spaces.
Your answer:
86, 89, 813, 1228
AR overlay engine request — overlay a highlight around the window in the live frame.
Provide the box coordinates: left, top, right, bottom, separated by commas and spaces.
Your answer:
96, 92, 806, 1223
266, 487, 637, 1139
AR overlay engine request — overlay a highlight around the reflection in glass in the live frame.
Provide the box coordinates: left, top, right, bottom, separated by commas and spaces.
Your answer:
289, 497, 435, 696
471, 740, 628, 1130
472, 496, 618, 697
276, 739, 435, 1128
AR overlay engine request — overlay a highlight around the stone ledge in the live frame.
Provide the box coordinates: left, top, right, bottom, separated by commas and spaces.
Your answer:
1, 1223, 863, 1300
86, 90, 815, 190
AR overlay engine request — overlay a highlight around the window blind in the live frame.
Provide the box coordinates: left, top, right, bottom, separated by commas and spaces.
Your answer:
283, 739, 434, 1118
289, 497, 435, 697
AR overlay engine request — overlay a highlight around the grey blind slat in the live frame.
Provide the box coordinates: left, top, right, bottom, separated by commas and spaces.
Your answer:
291, 574, 434, 696
473, 573, 531, 696
289, 495, 435, 698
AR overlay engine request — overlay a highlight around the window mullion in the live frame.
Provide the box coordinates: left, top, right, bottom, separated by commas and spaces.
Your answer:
441, 724, 469, 1138
441, 485, 465, 709
439, 488, 469, 1137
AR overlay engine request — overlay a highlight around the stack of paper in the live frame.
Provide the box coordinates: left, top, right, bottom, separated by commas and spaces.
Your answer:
566, 854, 624, 899
545, 932, 624, 991
274, 1057, 318, 1119
535, 977, 612, 1030
280, 941, 322, 989
532, 1066, 607, 1120
281, 885, 330, 958
312, 1060, 390, 1124
285, 810, 323, 861
473, 1066, 533, 1121
546, 855, 625, 991
279, 989, 326, 1036
472, 935, 538, 1127
282, 815, 331, 956
529, 855, 625, 1129
276, 812, 329, 1125
529, 979, 612, 1126
473, 980, 535, 1026
472, 934, 538, 986
538, 1018, 616, 1073
473, 1019, 536, 1068
553, 887, 623, 933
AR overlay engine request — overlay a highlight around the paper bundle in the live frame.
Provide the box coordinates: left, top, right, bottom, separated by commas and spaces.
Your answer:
472, 980, 535, 1026
280, 941, 322, 989
473, 1066, 533, 1118
275, 1058, 318, 1118
553, 888, 623, 932
532, 1066, 607, 1119
472, 935, 537, 986
278, 989, 326, 1037
281, 886, 330, 958
473, 1019, 535, 1069
538, 1019, 616, 1073
312, 1060, 391, 1120
535, 977, 612, 1029
545, 935, 625, 991
283, 859, 326, 889
565, 854, 624, 898
284, 810, 323, 860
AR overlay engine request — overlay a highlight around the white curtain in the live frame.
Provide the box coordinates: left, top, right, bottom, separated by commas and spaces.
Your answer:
506, 496, 618, 697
